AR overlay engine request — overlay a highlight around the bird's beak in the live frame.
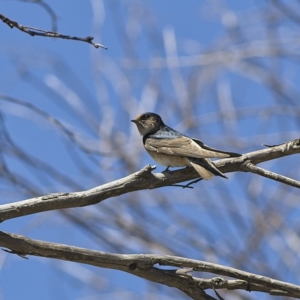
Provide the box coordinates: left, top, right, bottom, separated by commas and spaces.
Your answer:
131, 119, 137, 123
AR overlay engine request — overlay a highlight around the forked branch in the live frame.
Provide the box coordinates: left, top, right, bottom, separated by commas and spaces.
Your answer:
1, 231, 300, 299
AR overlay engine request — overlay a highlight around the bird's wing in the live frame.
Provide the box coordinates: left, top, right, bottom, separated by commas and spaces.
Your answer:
192, 138, 241, 158
145, 136, 233, 159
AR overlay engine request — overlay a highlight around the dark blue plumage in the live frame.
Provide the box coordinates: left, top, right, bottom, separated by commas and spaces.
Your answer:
143, 125, 183, 144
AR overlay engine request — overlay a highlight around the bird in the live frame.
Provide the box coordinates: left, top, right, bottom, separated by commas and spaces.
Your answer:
131, 112, 241, 180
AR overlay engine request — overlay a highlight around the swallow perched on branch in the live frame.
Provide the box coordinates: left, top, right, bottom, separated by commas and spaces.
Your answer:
131, 112, 241, 180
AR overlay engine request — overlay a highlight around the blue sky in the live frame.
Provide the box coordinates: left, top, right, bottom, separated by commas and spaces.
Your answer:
1, 1, 300, 299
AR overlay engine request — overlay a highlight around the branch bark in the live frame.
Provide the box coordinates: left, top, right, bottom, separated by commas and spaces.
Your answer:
0, 139, 300, 223
0, 13, 107, 49
1, 231, 299, 299
240, 161, 300, 188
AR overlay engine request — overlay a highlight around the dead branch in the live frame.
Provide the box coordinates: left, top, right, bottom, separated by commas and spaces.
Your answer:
0, 139, 299, 223
241, 162, 300, 188
0, 231, 299, 298
0, 13, 107, 49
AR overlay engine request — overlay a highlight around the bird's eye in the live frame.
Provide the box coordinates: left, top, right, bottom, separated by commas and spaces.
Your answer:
143, 114, 150, 119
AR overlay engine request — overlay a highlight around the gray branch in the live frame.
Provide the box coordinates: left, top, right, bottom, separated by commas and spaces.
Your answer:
0, 13, 107, 49
0, 139, 300, 223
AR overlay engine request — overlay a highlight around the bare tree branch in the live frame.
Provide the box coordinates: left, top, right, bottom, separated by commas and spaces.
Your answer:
241, 162, 300, 188
14, 0, 58, 31
1, 231, 299, 298
0, 13, 107, 49
0, 139, 299, 223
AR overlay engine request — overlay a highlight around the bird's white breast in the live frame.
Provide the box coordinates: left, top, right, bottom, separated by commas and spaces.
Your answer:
146, 150, 190, 167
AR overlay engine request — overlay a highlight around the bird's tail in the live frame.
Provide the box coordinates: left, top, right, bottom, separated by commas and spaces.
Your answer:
189, 158, 227, 180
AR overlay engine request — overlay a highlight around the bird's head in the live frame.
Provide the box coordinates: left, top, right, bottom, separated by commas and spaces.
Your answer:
131, 112, 163, 136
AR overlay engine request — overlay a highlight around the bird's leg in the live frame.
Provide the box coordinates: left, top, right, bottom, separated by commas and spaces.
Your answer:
170, 177, 203, 189
182, 178, 202, 188
171, 184, 193, 189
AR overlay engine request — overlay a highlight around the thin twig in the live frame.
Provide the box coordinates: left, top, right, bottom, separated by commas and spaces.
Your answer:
241, 161, 300, 189
272, 0, 300, 26
0, 13, 107, 49
195, 277, 289, 296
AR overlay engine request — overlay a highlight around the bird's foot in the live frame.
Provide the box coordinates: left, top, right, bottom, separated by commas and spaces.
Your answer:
182, 178, 202, 188
170, 177, 203, 189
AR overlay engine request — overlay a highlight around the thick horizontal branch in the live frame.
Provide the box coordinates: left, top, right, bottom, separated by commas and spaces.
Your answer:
0, 13, 107, 49
0, 231, 299, 299
0, 231, 214, 300
0, 139, 300, 222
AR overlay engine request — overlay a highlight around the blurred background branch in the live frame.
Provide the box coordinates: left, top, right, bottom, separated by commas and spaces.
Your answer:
0, 12, 107, 49
2, 231, 300, 299
1, 139, 300, 224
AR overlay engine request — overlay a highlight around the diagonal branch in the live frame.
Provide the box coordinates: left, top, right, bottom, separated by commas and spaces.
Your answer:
0, 139, 299, 223
0, 13, 107, 49
241, 161, 300, 188
0, 231, 299, 298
